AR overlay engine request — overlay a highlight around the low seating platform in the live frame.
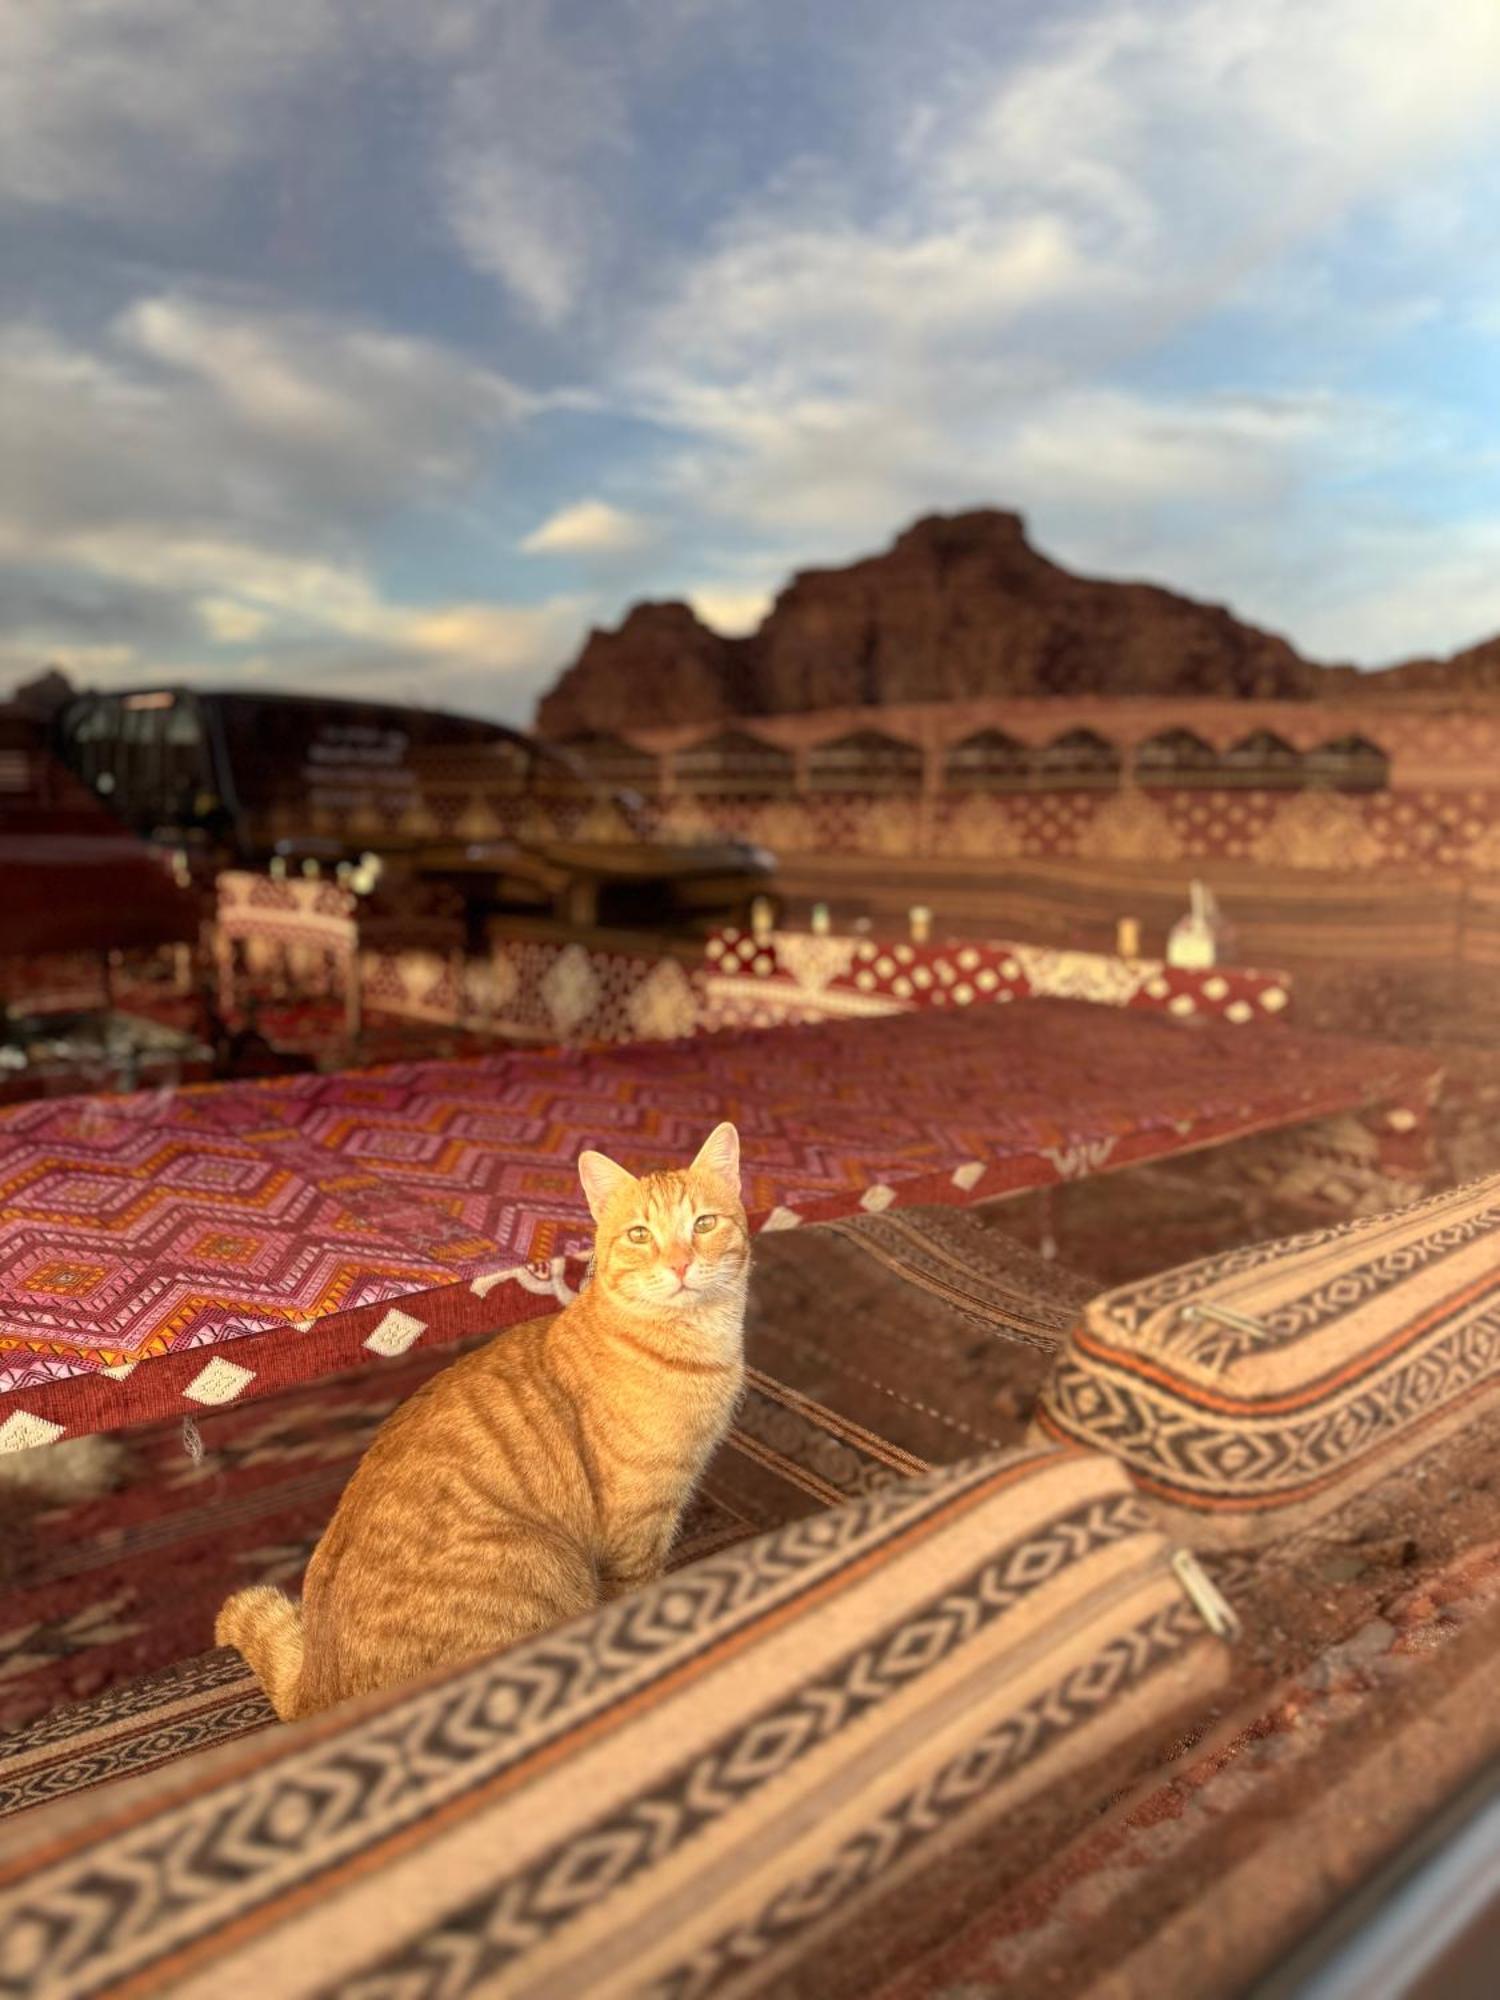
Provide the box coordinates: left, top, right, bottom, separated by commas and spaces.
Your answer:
2, 1181, 1498, 1997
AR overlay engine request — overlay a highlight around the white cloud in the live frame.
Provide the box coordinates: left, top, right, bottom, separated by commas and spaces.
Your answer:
1004, 388, 1346, 508
0, 302, 527, 565
3, 514, 583, 710
685, 587, 773, 636
198, 598, 273, 644
627, 0, 1500, 519
121, 295, 526, 485
521, 500, 655, 556
397, 598, 583, 669
0, 293, 580, 718
433, 2, 632, 324
22, 534, 381, 628
1266, 517, 1500, 667
206, 590, 587, 718
0, 1, 339, 216
0, 1, 639, 329
926, 0, 1500, 328
598, 0, 1500, 662
5, 544, 585, 718
443, 151, 600, 329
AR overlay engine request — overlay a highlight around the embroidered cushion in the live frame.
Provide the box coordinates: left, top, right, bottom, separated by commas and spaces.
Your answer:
0, 1445, 1228, 1997
1036, 1173, 1500, 1546
0, 1651, 269, 1822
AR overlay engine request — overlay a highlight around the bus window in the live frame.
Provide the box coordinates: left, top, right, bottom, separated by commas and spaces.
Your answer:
117, 698, 165, 820
161, 696, 208, 811
64, 696, 121, 793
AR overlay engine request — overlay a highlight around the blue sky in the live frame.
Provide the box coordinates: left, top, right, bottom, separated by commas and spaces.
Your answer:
4, 0, 1498, 723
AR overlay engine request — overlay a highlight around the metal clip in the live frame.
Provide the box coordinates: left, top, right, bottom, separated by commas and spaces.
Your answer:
1172, 1548, 1241, 1640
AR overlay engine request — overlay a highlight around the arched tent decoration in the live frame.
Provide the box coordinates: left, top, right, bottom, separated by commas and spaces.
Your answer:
1134, 728, 1221, 788
1033, 728, 1122, 791
1220, 730, 1304, 790
555, 732, 662, 796
674, 729, 797, 799
943, 728, 1032, 793
807, 729, 925, 795
1304, 734, 1390, 793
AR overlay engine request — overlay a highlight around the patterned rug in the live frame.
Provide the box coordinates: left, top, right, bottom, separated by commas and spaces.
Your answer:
0, 1001, 1436, 1459
0, 1207, 1094, 1783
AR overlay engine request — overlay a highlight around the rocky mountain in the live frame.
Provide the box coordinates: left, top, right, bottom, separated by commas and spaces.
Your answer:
534, 509, 1328, 736
1337, 633, 1500, 697
536, 603, 750, 739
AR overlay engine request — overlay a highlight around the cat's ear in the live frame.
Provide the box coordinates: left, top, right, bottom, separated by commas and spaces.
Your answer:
578, 1149, 637, 1222
692, 1121, 741, 1195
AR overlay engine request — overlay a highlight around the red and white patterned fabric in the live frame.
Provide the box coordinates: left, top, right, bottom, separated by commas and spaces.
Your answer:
215, 873, 357, 1003
702, 927, 1290, 1030
210, 877, 1287, 1045
360, 935, 705, 1045
0, 1005, 1436, 1449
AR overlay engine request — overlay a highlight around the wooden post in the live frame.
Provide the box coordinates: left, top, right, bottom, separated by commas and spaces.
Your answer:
919, 730, 940, 857
344, 948, 362, 1044
563, 876, 599, 929
215, 932, 236, 1018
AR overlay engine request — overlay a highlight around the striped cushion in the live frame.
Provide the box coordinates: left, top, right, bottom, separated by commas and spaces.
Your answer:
1036, 1173, 1500, 1545
0, 1446, 1228, 1998
0, 1652, 270, 1822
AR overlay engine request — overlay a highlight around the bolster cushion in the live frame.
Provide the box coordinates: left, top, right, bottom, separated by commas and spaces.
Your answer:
0, 1444, 1228, 1999
1035, 1172, 1500, 1546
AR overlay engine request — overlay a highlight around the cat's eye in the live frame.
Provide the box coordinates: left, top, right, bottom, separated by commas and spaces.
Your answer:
694, 1213, 718, 1233
627, 1225, 651, 1245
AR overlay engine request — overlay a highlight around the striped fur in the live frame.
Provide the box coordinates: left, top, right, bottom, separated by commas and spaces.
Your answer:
217, 1123, 751, 1719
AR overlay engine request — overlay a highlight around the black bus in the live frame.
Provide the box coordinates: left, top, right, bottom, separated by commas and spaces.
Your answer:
52, 688, 592, 857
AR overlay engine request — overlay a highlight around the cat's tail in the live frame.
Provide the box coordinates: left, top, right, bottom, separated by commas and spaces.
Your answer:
216, 1585, 306, 1721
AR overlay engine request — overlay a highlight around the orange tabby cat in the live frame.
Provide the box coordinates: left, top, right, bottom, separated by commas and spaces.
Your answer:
216, 1122, 749, 1720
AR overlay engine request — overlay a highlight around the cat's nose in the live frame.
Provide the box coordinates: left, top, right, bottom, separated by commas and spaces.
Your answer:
670, 1256, 691, 1282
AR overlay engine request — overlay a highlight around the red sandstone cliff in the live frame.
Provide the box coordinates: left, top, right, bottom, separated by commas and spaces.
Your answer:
1336, 633, 1500, 697
536, 602, 751, 738
752, 511, 1320, 709
534, 510, 1324, 736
